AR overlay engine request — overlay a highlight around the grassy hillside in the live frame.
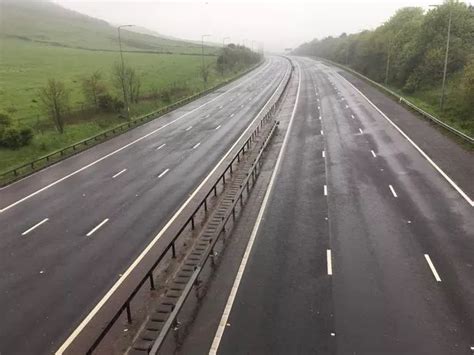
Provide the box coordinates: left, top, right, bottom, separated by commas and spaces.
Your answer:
0, 0, 208, 54
0, 0, 256, 175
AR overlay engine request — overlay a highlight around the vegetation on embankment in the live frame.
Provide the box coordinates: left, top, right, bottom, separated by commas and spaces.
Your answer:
294, 1, 474, 137
0, 0, 261, 174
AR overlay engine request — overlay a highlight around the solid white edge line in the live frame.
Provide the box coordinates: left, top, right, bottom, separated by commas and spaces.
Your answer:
21, 218, 49, 236
327, 249, 333, 275
112, 169, 127, 179
0, 60, 273, 214
335, 71, 474, 207
158, 168, 170, 178
192, 142, 201, 150
156, 143, 166, 150
389, 184, 398, 198
55, 58, 291, 355
209, 62, 301, 355
424, 254, 442, 282
371, 150, 377, 158
86, 218, 109, 237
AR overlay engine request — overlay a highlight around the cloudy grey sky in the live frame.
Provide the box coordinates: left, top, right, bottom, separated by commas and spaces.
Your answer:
53, 0, 440, 52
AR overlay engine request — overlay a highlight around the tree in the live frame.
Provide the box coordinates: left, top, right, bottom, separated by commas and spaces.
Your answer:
112, 63, 142, 115
39, 79, 69, 133
81, 70, 106, 109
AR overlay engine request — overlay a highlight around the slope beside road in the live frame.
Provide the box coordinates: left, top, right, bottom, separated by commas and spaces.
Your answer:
0, 56, 291, 354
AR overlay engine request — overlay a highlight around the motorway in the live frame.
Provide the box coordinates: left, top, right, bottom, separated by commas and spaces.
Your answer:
180, 57, 474, 354
0, 56, 291, 354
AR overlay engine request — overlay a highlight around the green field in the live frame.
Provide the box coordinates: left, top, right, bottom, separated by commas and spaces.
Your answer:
0, 0, 250, 175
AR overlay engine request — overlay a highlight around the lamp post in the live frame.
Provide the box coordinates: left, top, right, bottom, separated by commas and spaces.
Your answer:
201, 34, 211, 85
222, 36, 230, 48
117, 24, 134, 118
430, 4, 452, 111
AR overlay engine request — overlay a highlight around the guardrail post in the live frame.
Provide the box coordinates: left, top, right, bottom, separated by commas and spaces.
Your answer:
149, 273, 156, 290
171, 241, 176, 258
126, 302, 132, 323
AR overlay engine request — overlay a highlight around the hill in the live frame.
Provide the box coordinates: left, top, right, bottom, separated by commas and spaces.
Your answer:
0, 0, 207, 54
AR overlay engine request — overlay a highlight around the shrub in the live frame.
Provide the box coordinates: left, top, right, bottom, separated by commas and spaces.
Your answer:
0, 126, 34, 149
98, 94, 124, 113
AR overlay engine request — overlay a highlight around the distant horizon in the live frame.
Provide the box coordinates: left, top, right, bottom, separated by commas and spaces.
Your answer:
50, 0, 453, 52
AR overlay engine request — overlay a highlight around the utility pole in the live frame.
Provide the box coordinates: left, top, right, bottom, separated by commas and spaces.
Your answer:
117, 24, 134, 118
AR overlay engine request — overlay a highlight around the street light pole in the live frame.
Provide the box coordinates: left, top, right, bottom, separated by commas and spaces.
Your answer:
222, 36, 230, 48
430, 4, 452, 111
440, 8, 452, 111
117, 24, 133, 118
201, 34, 211, 85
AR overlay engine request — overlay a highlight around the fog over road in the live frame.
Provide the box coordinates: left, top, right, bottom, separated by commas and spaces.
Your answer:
0, 56, 291, 354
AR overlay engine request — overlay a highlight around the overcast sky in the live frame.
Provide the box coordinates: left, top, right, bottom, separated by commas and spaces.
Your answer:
53, 0, 444, 52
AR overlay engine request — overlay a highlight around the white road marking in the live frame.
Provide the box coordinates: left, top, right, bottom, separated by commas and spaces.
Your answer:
370, 150, 377, 158
158, 168, 170, 178
205, 114, 210, 118
321, 130, 324, 135
324, 185, 328, 196
351, 114, 355, 119
22, 218, 49, 236
337, 72, 474, 207
318, 105, 321, 110
86, 218, 109, 237
319, 115, 322, 120
0, 60, 273, 214
209, 63, 301, 355
240, 104, 244, 108
359, 128, 363, 134
322, 150, 325, 158
389, 184, 398, 198
230, 113, 235, 118
112, 169, 127, 179
215, 125, 221, 130
156, 143, 166, 150
345, 104, 349, 108
327, 249, 333, 275
192, 142, 201, 150
219, 105, 223, 109
185, 126, 192, 131
55, 59, 290, 355
424, 254, 442, 282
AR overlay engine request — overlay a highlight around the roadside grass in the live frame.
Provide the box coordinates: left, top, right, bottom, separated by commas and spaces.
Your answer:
0, 38, 252, 174
387, 80, 474, 138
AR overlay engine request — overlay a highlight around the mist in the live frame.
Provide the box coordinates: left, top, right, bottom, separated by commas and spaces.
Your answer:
53, 0, 439, 52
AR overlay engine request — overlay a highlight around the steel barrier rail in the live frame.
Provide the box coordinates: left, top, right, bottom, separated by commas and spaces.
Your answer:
0, 61, 265, 186
314, 57, 474, 145
148, 114, 281, 355
58, 57, 293, 354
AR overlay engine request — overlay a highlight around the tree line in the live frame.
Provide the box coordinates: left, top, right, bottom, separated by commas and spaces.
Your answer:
294, 1, 474, 121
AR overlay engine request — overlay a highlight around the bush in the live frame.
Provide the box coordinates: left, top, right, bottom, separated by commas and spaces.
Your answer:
98, 94, 124, 113
0, 126, 34, 149
0, 112, 12, 130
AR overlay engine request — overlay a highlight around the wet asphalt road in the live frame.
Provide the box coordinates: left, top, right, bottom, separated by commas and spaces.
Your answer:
0, 56, 291, 355
181, 57, 474, 355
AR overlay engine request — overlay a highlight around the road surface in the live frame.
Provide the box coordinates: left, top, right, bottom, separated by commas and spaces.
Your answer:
180, 56, 474, 354
0, 56, 291, 354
